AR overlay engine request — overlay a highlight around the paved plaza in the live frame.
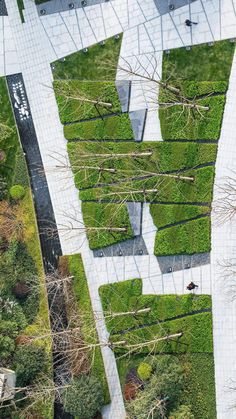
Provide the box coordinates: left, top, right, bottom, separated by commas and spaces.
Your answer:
1, 0, 236, 417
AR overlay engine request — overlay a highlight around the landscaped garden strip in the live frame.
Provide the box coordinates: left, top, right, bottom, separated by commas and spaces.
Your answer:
0, 77, 53, 417
54, 81, 122, 123
154, 216, 211, 256
99, 279, 213, 354
163, 40, 235, 82
68, 141, 217, 189
67, 254, 110, 403
159, 94, 226, 140
52, 35, 122, 80
64, 113, 134, 140
81, 202, 134, 249
99, 278, 212, 333
0, 78, 19, 185
150, 203, 210, 228
79, 166, 215, 203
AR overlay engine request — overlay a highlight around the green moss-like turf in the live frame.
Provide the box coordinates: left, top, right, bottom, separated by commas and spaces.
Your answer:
159, 94, 225, 140
163, 40, 235, 81
67, 141, 217, 189
82, 202, 134, 249
79, 166, 215, 203
99, 278, 212, 333
150, 203, 210, 228
64, 113, 134, 140
52, 35, 122, 80
154, 216, 211, 256
112, 311, 213, 354
54, 81, 121, 123
180, 354, 216, 419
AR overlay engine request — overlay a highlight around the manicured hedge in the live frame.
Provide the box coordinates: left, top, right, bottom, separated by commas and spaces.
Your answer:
159, 95, 225, 140
54, 81, 121, 123
111, 311, 213, 354
82, 202, 134, 249
68, 254, 109, 403
180, 354, 216, 419
79, 166, 215, 203
64, 114, 134, 140
154, 216, 211, 256
99, 278, 212, 333
150, 203, 210, 228
68, 141, 217, 189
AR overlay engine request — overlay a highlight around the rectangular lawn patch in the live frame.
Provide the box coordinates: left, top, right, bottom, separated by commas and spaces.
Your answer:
64, 114, 134, 140
82, 202, 134, 249
154, 216, 211, 256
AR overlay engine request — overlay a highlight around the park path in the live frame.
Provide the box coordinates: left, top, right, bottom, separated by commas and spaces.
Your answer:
211, 50, 236, 419
1, 0, 235, 417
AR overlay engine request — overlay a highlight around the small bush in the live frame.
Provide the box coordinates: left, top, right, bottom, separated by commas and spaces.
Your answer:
12, 281, 30, 300
62, 375, 104, 418
170, 404, 194, 419
10, 184, 25, 200
137, 362, 152, 380
124, 383, 138, 401
14, 343, 48, 386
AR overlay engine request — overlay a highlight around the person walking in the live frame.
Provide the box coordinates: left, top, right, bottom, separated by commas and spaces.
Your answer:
185, 19, 198, 27
186, 282, 199, 291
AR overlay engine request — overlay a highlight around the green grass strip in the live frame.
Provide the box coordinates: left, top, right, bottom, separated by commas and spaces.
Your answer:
54, 81, 121, 123
82, 202, 134, 249
162, 40, 235, 81
64, 113, 134, 140
111, 312, 213, 354
154, 216, 211, 256
68, 254, 110, 403
52, 35, 122, 80
99, 278, 212, 333
150, 203, 210, 228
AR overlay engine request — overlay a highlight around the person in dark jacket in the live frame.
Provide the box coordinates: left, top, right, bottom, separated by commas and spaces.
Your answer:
186, 281, 199, 291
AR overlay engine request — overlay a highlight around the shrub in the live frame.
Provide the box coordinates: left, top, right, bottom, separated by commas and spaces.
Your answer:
170, 405, 194, 418
10, 184, 25, 200
0, 335, 15, 359
0, 150, 6, 163
127, 356, 184, 418
124, 383, 138, 401
12, 281, 30, 300
137, 362, 152, 380
1, 300, 27, 331
62, 375, 104, 418
14, 344, 48, 386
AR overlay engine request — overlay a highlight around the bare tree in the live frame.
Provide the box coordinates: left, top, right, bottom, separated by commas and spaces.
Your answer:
213, 173, 236, 225
116, 55, 210, 113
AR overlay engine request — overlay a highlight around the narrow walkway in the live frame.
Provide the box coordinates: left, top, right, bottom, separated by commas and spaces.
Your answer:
2, 0, 218, 417
211, 50, 236, 418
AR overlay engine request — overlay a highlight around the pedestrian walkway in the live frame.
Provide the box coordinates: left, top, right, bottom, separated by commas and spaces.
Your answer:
37, 0, 236, 60
211, 50, 236, 419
